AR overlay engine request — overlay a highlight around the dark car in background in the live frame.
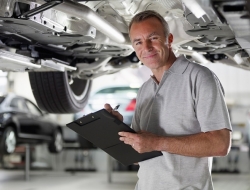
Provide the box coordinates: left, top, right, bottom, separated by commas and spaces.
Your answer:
0, 94, 63, 155
75, 86, 139, 126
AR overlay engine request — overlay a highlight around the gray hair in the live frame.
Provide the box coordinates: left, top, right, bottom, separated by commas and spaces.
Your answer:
128, 10, 170, 37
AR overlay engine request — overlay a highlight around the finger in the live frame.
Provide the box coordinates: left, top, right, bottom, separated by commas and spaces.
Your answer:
111, 110, 120, 116
132, 143, 136, 148
119, 136, 134, 145
118, 132, 136, 139
119, 136, 129, 143
120, 137, 130, 144
104, 103, 113, 113
112, 111, 123, 121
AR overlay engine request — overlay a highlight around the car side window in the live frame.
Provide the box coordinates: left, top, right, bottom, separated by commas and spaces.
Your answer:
9, 98, 28, 112
25, 101, 42, 116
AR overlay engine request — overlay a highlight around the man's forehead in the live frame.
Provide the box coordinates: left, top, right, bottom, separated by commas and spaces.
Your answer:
131, 32, 159, 42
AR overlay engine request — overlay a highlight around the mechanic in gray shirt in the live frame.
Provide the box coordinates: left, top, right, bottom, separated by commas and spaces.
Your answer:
105, 10, 232, 190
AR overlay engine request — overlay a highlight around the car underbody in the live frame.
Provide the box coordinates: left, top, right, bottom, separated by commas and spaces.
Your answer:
0, 0, 249, 113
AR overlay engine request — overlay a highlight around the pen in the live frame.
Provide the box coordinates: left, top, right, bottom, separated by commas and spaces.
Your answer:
113, 104, 120, 111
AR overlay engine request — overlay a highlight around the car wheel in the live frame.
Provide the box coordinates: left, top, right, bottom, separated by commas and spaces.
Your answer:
0, 127, 17, 155
48, 129, 63, 154
29, 72, 92, 113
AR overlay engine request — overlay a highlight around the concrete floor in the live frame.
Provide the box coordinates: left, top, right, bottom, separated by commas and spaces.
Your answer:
0, 170, 250, 190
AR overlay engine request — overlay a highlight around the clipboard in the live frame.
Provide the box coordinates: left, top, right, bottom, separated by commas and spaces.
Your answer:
66, 109, 162, 166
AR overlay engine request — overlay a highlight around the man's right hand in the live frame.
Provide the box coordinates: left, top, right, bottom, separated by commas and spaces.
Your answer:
104, 103, 123, 122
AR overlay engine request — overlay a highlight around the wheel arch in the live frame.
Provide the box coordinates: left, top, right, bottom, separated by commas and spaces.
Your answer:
3, 122, 19, 138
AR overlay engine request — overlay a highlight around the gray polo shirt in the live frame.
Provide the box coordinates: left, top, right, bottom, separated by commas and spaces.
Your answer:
132, 55, 232, 190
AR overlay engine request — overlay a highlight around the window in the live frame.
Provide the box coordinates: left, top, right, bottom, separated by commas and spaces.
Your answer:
25, 101, 42, 116
9, 98, 28, 112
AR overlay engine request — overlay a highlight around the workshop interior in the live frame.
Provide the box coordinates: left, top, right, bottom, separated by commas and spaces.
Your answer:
1, 0, 250, 189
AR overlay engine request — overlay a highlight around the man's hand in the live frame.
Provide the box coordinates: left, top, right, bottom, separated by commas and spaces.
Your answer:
104, 103, 123, 122
119, 131, 160, 153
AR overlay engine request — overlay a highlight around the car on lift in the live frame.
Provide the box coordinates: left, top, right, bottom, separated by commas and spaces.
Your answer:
0, 94, 63, 155
0, 0, 249, 113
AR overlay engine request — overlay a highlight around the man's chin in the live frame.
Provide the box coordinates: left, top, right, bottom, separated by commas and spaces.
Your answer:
143, 61, 159, 67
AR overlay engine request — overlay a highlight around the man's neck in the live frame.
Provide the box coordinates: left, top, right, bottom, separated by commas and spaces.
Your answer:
152, 53, 177, 83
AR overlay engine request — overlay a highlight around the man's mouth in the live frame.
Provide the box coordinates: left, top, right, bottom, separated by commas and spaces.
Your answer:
143, 53, 157, 59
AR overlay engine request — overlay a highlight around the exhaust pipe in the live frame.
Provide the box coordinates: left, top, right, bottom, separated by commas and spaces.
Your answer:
56, 0, 127, 44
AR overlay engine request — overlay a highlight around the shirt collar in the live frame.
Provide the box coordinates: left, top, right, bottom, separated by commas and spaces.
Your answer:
150, 55, 189, 82
168, 55, 189, 74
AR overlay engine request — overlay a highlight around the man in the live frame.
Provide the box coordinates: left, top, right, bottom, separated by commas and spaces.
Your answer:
105, 10, 232, 190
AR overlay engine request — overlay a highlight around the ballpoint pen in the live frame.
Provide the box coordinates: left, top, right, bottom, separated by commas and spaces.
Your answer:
113, 104, 120, 111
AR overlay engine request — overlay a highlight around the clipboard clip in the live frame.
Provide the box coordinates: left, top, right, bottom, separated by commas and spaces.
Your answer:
75, 114, 100, 126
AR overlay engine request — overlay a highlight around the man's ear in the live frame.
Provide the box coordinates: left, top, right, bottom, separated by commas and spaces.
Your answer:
168, 33, 173, 47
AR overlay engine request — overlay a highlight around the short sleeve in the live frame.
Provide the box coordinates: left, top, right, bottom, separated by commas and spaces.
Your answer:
195, 69, 232, 132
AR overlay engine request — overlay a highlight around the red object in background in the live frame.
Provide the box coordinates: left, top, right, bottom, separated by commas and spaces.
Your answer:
125, 99, 136, 111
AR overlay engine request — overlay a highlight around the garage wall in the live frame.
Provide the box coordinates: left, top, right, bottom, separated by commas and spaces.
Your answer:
10, 72, 34, 101
206, 63, 250, 104
0, 71, 8, 95
205, 63, 250, 124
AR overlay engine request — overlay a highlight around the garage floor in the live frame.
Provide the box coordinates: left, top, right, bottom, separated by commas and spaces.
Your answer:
0, 170, 250, 190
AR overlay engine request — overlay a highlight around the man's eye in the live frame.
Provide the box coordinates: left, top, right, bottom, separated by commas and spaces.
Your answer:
151, 36, 158, 40
136, 42, 142, 45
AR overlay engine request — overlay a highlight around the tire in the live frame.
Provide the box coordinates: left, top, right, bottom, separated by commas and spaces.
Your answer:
48, 129, 63, 154
29, 72, 92, 113
0, 127, 17, 155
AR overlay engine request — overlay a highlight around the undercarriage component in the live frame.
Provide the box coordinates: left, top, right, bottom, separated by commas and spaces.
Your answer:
0, 49, 76, 72
55, 0, 127, 44
0, 49, 40, 71
20, 0, 63, 18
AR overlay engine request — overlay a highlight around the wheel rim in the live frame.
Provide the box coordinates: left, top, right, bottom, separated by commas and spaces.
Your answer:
70, 78, 91, 101
5, 130, 16, 153
55, 132, 63, 152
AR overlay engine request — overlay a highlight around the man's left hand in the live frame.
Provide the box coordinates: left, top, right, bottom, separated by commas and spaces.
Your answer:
118, 131, 160, 153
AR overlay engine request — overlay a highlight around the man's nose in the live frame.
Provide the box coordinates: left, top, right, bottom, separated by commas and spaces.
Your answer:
143, 40, 153, 51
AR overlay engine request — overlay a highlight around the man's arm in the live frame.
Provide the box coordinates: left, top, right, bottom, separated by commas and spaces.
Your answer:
119, 128, 231, 157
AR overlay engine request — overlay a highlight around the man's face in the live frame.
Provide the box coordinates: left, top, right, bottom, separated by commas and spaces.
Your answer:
129, 17, 171, 71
